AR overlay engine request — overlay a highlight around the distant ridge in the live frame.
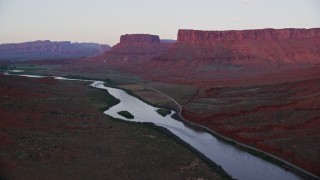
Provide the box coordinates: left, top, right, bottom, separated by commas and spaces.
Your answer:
0, 40, 110, 61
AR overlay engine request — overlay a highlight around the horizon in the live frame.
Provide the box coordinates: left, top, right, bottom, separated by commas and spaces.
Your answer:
2, 27, 320, 46
1, 0, 319, 46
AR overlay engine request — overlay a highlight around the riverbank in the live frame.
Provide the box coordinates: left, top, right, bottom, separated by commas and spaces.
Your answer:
0, 74, 227, 179
97, 80, 303, 179
133, 81, 319, 180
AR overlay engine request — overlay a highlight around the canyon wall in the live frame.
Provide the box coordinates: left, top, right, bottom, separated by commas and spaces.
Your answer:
178, 28, 320, 42
0, 40, 110, 60
153, 28, 320, 67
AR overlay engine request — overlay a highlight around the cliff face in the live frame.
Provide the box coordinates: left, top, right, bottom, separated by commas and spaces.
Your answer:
120, 34, 160, 43
0, 40, 110, 60
154, 28, 320, 66
178, 28, 320, 42
104, 34, 172, 61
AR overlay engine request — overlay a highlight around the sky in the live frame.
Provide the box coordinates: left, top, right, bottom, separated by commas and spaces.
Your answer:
0, 0, 319, 46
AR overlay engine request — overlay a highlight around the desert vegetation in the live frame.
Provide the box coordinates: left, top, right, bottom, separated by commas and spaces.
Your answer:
156, 108, 171, 117
117, 111, 134, 119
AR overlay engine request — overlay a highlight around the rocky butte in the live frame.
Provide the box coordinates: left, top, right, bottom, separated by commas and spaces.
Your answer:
102, 34, 173, 62
120, 34, 160, 43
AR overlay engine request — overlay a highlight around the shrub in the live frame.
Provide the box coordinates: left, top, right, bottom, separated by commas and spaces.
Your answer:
118, 111, 134, 119
156, 108, 171, 117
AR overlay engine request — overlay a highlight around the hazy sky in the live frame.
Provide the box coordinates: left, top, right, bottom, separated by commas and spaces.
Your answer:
0, 0, 319, 45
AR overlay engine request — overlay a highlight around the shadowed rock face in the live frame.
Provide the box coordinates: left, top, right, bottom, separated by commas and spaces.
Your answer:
103, 34, 172, 62
120, 34, 160, 43
0, 40, 110, 60
178, 28, 320, 42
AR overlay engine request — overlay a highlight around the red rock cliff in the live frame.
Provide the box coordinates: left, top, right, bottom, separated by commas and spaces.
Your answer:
150, 28, 320, 67
178, 28, 320, 42
102, 34, 171, 62
120, 34, 160, 43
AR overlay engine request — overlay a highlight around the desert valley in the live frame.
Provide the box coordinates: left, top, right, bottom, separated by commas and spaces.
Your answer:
0, 27, 320, 179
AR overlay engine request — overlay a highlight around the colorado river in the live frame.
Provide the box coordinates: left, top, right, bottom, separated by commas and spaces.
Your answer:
3, 72, 306, 180
90, 81, 303, 180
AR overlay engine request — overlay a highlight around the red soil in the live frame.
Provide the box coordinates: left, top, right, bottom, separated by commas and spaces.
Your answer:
181, 77, 320, 175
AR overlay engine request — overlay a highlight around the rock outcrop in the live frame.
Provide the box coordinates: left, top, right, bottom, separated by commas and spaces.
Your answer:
120, 34, 160, 43
103, 34, 172, 62
0, 40, 110, 60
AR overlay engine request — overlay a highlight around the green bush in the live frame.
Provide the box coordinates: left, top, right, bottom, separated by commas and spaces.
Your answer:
156, 108, 171, 117
118, 111, 134, 119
